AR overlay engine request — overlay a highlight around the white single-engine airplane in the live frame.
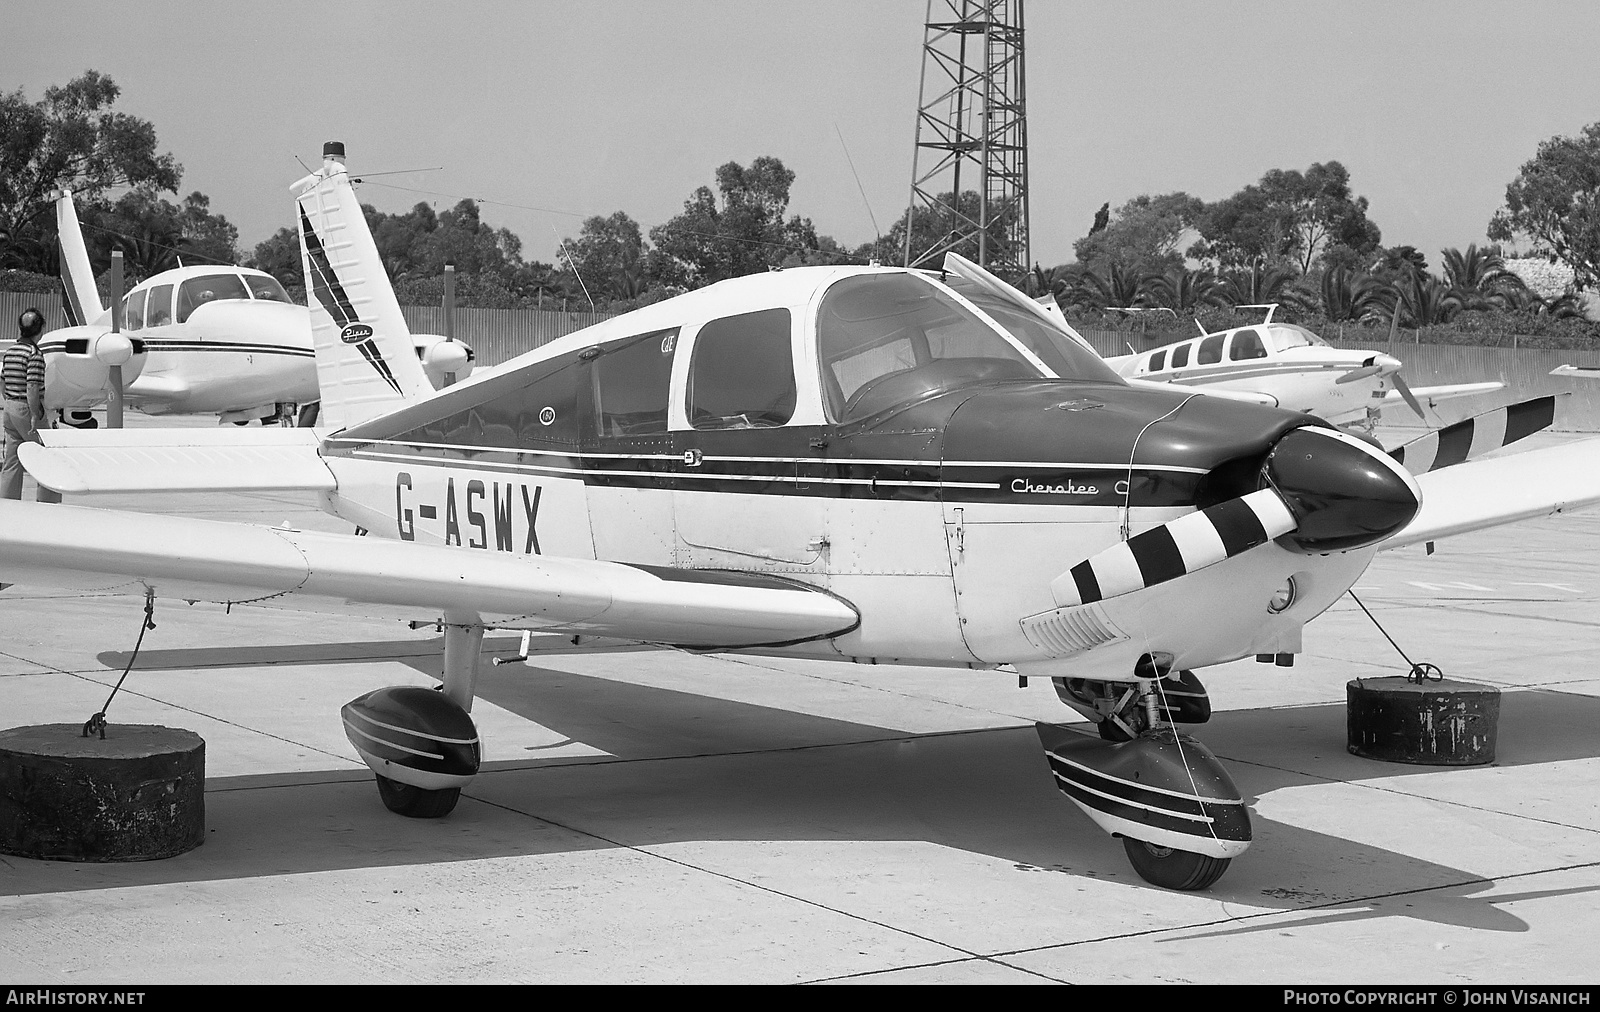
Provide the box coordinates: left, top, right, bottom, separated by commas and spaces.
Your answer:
46, 179, 473, 426
1103, 315, 1504, 435
3, 143, 1594, 891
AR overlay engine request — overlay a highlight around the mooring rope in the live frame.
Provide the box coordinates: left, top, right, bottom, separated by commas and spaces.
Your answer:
1347, 589, 1443, 684
81, 589, 157, 740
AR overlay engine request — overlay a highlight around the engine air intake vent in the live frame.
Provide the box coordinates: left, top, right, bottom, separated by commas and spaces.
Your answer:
1020, 604, 1127, 657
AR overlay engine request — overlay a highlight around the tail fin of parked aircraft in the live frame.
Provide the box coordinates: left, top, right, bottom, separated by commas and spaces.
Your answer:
55, 190, 104, 327
291, 141, 432, 430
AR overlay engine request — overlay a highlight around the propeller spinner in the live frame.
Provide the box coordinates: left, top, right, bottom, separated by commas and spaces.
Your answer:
1053, 425, 1421, 608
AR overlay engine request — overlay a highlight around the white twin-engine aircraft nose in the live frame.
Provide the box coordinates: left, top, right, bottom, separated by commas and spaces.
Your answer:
183, 297, 313, 348
1056, 424, 1423, 608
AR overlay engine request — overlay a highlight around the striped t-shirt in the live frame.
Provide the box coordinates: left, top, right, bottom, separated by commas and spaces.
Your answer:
2, 342, 45, 401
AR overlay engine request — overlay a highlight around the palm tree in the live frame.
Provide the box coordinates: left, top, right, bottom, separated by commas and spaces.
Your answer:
1143, 267, 1231, 315
1320, 266, 1388, 322
1075, 261, 1150, 313
1441, 244, 1526, 310
1393, 270, 1462, 327
1222, 261, 1297, 307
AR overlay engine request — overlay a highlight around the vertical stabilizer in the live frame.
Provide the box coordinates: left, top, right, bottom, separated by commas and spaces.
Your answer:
292, 141, 432, 430
55, 190, 103, 327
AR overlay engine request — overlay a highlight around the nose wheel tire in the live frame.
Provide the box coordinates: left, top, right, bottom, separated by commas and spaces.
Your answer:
375, 775, 461, 818
1122, 837, 1230, 891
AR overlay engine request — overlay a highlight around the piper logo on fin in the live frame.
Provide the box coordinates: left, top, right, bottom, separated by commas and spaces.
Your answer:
340, 323, 374, 344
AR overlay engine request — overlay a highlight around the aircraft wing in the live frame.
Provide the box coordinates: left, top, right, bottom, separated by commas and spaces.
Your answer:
1380, 381, 1503, 404
1382, 436, 1600, 550
23, 428, 334, 493
0, 501, 859, 648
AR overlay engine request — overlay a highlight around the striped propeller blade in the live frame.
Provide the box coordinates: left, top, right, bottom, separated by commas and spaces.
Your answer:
1051, 488, 1298, 608
1388, 395, 1557, 476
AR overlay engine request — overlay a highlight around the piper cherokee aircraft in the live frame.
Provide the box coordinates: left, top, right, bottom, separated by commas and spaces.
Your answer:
48, 185, 472, 426
1102, 314, 1504, 436
3, 142, 1595, 892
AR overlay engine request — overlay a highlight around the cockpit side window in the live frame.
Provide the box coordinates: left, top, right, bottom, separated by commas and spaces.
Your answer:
687, 309, 795, 429
145, 284, 174, 327
592, 328, 678, 437
246, 276, 292, 303
1148, 348, 1167, 372
1197, 334, 1225, 364
1170, 342, 1190, 368
817, 274, 1048, 423
1266, 323, 1328, 351
122, 289, 146, 331
1229, 328, 1267, 361
176, 273, 251, 323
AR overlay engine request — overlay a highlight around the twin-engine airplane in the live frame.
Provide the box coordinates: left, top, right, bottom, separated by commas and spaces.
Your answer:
1103, 316, 1504, 436
42, 182, 472, 426
3, 143, 1595, 891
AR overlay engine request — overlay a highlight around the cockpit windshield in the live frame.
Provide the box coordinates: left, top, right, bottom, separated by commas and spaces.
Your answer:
1265, 323, 1329, 352
176, 273, 252, 323
817, 273, 1047, 423
245, 275, 291, 303
941, 277, 1123, 385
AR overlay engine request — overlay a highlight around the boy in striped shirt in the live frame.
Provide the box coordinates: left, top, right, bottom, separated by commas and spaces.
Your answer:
2, 308, 63, 502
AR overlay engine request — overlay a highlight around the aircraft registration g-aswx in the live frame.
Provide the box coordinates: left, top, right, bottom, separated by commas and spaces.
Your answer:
5, 143, 1598, 891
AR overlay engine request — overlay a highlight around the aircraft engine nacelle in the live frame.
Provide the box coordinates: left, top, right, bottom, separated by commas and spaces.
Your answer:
415, 334, 474, 389
41, 326, 149, 410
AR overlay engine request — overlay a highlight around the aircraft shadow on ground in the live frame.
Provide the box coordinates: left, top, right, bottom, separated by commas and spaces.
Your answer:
12, 663, 1599, 935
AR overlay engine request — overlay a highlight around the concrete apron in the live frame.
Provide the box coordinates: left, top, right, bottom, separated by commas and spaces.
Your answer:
0, 427, 1598, 983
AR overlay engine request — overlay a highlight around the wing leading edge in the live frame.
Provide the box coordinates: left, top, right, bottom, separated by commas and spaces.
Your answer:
1383, 435, 1600, 550
0, 502, 859, 648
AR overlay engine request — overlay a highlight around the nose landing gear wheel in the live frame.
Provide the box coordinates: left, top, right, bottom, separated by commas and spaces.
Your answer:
375, 775, 461, 818
1121, 837, 1230, 891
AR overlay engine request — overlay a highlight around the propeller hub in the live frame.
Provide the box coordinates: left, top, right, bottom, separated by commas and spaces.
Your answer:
1263, 426, 1421, 553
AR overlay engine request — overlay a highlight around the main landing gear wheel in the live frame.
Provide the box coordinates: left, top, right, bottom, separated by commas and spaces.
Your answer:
375, 775, 461, 818
1121, 837, 1231, 891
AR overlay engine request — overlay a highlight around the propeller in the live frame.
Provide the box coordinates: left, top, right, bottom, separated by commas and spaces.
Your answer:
1390, 371, 1426, 419
1051, 426, 1422, 608
1336, 353, 1427, 419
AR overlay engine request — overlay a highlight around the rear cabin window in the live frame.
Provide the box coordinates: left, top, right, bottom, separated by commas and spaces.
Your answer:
146, 284, 174, 327
1229, 328, 1267, 361
687, 309, 795, 429
177, 273, 251, 323
593, 329, 678, 437
1170, 342, 1190, 368
1148, 349, 1167, 372
122, 290, 146, 331
1197, 334, 1225, 364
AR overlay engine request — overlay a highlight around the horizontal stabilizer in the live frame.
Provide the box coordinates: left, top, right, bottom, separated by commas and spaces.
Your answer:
1387, 395, 1560, 475
1380, 381, 1503, 405
0, 502, 860, 648
22, 428, 333, 493
1385, 436, 1600, 550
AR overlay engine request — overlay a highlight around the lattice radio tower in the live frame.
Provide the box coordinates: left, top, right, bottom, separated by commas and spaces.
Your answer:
902, 0, 1029, 275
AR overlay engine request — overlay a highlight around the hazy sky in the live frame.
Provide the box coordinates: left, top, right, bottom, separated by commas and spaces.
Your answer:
13, 1, 1600, 271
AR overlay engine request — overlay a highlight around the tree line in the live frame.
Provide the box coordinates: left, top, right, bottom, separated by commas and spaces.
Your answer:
3, 72, 1598, 340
